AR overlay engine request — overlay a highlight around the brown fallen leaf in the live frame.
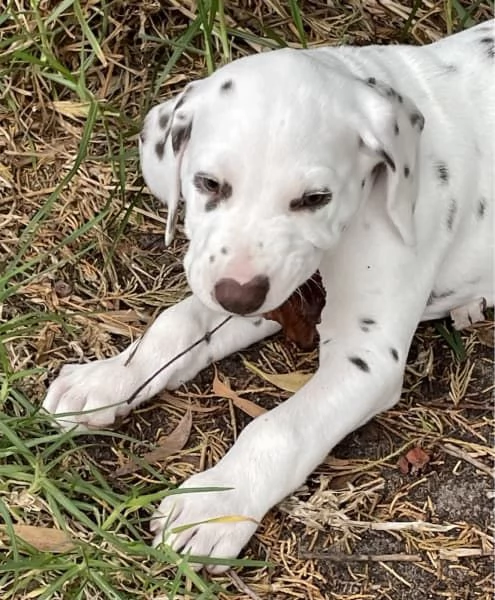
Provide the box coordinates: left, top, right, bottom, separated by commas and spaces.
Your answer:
476, 325, 494, 348
263, 270, 326, 350
113, 410, 192, 477
3, 525, 76, 553
243, 360, 313, 393
397, 455, 410, 475
212, 371, 266, 418
398, 446, 431, 475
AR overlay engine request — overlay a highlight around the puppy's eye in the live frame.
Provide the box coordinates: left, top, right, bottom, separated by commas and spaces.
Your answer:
194, 173, 220, 194
290, 190, 333, 211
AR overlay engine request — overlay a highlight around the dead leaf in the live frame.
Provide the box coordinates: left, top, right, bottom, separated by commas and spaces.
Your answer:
4, 525, 76, 553
212, 372, 266, 418
397, 455, 410, 475
113, 410, 192, 477
171, 513, 259, 535
243, 360, 313, 393
398, 447, 430, 475
52, 100, 92, 119
263, 270, 326, 350
329, 472, 360, 490
476, 326, 494, 347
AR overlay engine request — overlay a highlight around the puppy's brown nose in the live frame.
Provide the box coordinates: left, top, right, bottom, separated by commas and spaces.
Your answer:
214, 275, 270, 315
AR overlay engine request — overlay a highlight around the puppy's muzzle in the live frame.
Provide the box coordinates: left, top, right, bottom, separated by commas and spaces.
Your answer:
214, 275, 270, 315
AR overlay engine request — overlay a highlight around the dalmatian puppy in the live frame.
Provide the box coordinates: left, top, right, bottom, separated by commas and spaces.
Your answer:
44, 21, 494, 572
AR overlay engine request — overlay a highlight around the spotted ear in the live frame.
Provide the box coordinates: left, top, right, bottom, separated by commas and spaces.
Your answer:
356, 79, 425, 246
139, 86, 195, 246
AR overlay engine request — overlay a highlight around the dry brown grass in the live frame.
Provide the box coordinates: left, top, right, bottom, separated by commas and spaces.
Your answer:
1, 1, 493, 598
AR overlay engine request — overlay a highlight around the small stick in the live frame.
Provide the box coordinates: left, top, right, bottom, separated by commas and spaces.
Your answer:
443, 443, 494, 479
124, 316, 232, 405
298, 551, 422, 563
227, 571, 263, 600
327, 520, 459, 533
439, 548, 493, 560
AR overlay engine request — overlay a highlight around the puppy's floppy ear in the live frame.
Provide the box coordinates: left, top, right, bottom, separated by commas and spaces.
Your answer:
139, 84, 196, 246
355, 79, 425, 246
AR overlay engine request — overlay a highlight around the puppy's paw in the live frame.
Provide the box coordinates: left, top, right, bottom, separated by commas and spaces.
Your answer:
43, 359, 135, 431
151, 467, 261, 573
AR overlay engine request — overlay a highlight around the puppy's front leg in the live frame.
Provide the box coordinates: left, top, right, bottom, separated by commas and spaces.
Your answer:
151, 210, 442, 572
43, 295, 279, 430
151, 324, 407, 572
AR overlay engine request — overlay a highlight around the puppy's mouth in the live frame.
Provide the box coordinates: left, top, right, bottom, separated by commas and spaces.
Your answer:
263, 271, 326, 350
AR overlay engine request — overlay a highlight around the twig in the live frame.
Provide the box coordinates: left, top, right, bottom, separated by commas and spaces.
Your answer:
227, 571, 263, 600
124, 316, 232, 405
443, 443, 494, 479
298, 550, 422, 562
439, 548, 493, 560
328, 519, 460, 533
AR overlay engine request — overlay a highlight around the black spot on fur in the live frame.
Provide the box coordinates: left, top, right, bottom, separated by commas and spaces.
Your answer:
442, 64, 458, 74
171, 122, 192, 154
205, 198, 219, 212
380, 150, 396, 172
220, 181, 232, 200
390, 347, 399, 362
361, 179, 366, 188
349, 356, 370, 373
159, 113, 170, 129
155, 138, 166, 160
480, 36, 495, 58
361, 318, 376, 325
220, 79, 233, 92
253, 318, 263, 327
446, 199, 458, 231
404, 165, 410, 178
203, 331, 211, 344
322, 338, 332, 345
397, 94, 403, 104
359, 317, 376, 333
394, 122, 400, 135
436, 162, 449, 184
478, 198, 487, 219
410, 112, 425, 131
209, 255, 215, 264
366, 77, 376, 86
220, 247, 228, 255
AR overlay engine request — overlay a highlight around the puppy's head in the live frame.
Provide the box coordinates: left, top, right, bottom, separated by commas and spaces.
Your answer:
140, 50, 424, 315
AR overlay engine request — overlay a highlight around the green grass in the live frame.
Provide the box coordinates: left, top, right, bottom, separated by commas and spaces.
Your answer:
0, 1, 491, 598
0, 1, 287, 595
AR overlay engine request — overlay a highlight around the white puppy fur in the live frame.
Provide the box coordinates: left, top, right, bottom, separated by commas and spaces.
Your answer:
44, 22, 494, 573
